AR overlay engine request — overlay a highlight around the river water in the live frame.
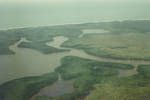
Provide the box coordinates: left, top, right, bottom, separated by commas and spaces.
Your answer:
0, 37, 69, 84
0, 36, 150, 85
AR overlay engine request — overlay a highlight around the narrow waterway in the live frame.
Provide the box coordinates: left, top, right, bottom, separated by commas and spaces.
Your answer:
31, 36, 150, 99
0, 36, 150, 85
48, 36, 150, 77
0, 37, 69, 84
30, 74, 74, 100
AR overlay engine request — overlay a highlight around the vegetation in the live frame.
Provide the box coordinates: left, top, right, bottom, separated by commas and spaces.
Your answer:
85, 65, 150, 100
0, 20, 150, 100
0, 26, 81, 55
18, 42, 68, 54
0, 30, 20, 54
53, 56, 135, 100
55, 56, 133, 80
0, 56, 135, 100
85, 81, 150, 100
33, 56, 150, 100
63, 32, 150, 60
138, 65, 150, 78
0, 72, 58, 100
1, 20, 150, 58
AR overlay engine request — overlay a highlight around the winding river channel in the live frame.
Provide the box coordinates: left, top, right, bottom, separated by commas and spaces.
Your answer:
0, 36, 150, 85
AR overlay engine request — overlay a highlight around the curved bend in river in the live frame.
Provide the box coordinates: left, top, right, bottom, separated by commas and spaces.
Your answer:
0, 36, 150, 84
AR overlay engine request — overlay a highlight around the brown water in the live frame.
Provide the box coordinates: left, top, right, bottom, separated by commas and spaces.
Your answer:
30, 74, 74, 100
0, 37, 69, 84
0, 36, 150, 85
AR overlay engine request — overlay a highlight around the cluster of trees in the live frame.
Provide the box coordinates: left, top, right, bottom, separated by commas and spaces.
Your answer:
0, 72, 58, 100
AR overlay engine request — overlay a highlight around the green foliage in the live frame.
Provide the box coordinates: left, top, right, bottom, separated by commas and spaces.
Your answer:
56, 56, 133, 79
86, 83, 150, 100
0, 73, 58, 100
54, 56, 135, 99
138, 65, 150, 78
18, 42, 68, 54
0, 20, 150, 100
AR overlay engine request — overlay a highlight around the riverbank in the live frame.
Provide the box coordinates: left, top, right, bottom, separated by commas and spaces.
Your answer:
0, 20, 150, 100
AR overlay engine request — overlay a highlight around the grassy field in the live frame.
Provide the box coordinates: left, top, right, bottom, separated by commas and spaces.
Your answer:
86, 82, 150, 100
63, 32, 150, 60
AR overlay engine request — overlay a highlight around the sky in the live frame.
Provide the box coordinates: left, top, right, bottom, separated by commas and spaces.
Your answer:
0, 0, 150, 29
0, 0, 148, 2
0, 0, 149, 5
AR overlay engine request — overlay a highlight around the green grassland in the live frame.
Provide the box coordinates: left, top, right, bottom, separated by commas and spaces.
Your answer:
63, 32, 150, 60
86, 82, 150, 100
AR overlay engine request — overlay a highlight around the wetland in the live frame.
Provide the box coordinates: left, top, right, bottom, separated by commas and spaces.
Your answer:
0, 20, 150, 100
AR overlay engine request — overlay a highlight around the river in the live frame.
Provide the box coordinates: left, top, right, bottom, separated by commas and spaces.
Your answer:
0, 36, 150, 85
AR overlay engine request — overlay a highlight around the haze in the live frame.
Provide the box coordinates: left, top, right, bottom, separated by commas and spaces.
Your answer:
0, 0, 150, 29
